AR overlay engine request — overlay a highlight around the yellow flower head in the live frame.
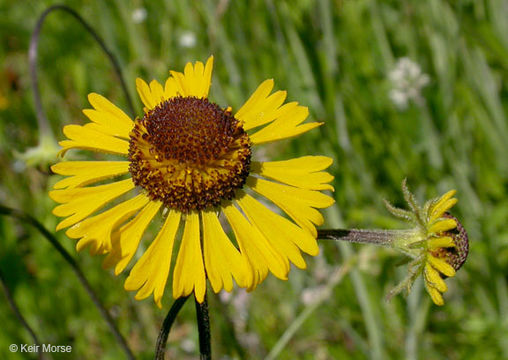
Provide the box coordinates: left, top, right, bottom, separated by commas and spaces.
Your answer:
49, 56, 335, 307
385, 180, 469, 305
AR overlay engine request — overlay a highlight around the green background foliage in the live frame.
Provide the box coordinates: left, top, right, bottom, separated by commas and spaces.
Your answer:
1, 0, 507, 359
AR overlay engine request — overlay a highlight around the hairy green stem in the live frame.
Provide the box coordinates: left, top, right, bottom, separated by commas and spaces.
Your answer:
318, 228, 400, 245
318, 228, 419, 254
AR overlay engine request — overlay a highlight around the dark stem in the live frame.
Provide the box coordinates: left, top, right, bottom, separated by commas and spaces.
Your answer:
0, 205, 135, 360
195, 295, 212, 360
29, 4, 135, 138
318, 228, 409, 245
0, 268, 46, 360
155, 296, 189, 360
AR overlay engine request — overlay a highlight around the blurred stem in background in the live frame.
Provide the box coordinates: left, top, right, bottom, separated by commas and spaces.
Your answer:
0, 268, 46, 360
20, 4, 135, 167
0, 204, 135, 360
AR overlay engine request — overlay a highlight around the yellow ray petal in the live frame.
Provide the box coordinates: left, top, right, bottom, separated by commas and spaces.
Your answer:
247, 177, 334, 237
86, 93, 133, 138
50, 178, 135, 230
201, 56, 214, 98
427, 255, 456, 278
236, 192, 319, 268
251, 156, 334, 191
172, 212, 207, 302
235, 79, 274, 129
58, 124, 129, 156
223, 202, 287, 287
124, 211, 181, 308
427, 236, 455, 250
149, 80, 165, 106
52, 161, 130, 189
429, 190, 457, 221
136, 78, 158, 111
235, 81, 287, 131
424, 263, 447, 293
428, 219, 457, 234
170, 56, 214, 98
202, 210, 251, 292
249, 103, 322, 145
66, 194, 149, 255
103, 200, 162, 274
424, 280, 444, 306
164, 76, 178, 99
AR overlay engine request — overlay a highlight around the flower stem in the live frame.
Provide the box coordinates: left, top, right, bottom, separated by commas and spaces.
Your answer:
318, 228, 408, 245
155, 296, 189, 360
195, 295, 212, 360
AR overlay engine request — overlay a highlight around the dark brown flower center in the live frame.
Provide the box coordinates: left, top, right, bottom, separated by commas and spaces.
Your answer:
430, 213, 469, 271
128, 97, 251, 212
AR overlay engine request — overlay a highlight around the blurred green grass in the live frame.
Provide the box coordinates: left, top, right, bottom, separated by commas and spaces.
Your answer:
1, 0, 507, 359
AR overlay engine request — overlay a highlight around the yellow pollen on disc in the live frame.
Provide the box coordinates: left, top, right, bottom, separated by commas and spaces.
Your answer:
128, 96, 251, 212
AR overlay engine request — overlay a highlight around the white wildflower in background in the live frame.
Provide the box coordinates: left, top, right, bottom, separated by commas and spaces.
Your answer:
301, 285, 327, 305
301, 247, 331, 305
180, 339, 196, 353
131, 7, 147, 24
179, 31, 197, 48
388, 57, 430, 110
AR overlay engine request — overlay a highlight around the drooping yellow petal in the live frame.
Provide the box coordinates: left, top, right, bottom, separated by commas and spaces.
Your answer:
172, 212, 207, 303
103, 200, 162, 274
251, 156, 334, 191
424, 280, 444, 306
249, 102, 322, 145
202, 210, 251, 292
85, 93, 134, 138
50, 178, 135, 230
424, 263, 447, 293
428, 218, 457, 234
235, 79, 288, 131
429, 190, 457, 221
124, 211, 181, 308
223, 202, 287, 288
236, 192, 319, 269
169, 56, 214, 98
52, 161, 130, 189
247, 177, 334, 237
427, 255, 456, 277
58, 124, 129, 156
427, 236, 455, 250
66, 194, 149, 255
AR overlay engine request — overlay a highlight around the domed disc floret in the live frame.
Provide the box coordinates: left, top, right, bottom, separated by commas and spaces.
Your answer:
128, 96, 251, 212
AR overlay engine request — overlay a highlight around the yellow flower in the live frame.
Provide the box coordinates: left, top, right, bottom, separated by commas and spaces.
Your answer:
49, 56, 335, 307
385, 181, 468, 305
